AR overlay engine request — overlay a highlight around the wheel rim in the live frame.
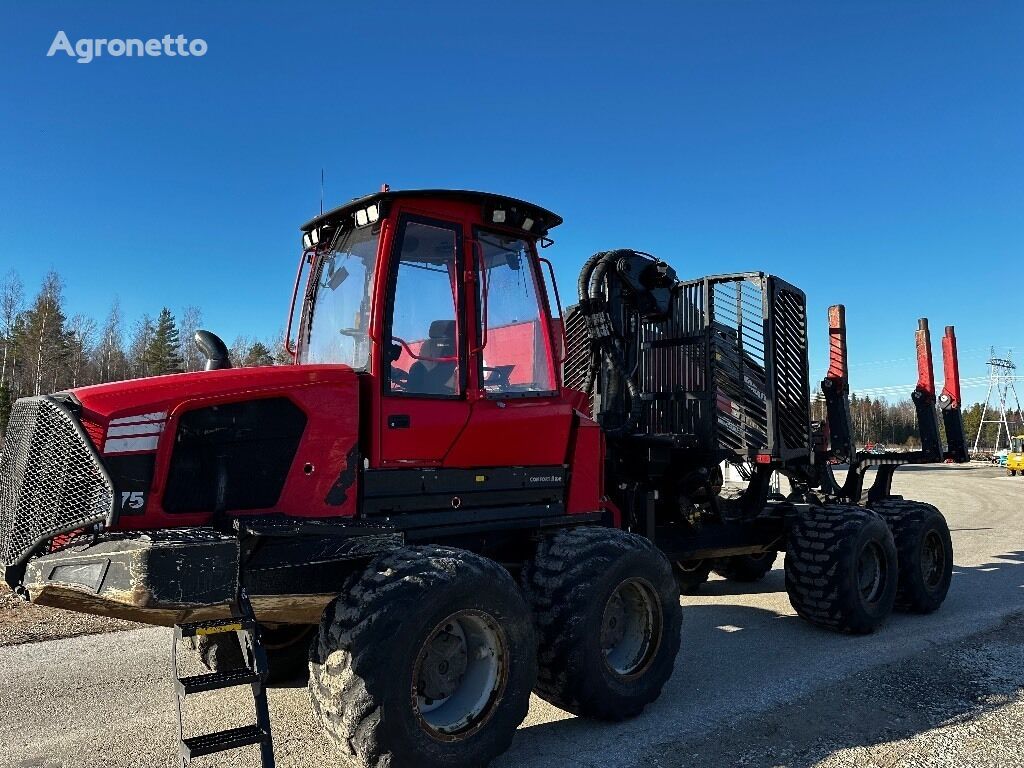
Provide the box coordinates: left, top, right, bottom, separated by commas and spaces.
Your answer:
412, 610, 508, 740
600, 577, 662, 678
920, 530, 945, 588
857, 541, 885, 603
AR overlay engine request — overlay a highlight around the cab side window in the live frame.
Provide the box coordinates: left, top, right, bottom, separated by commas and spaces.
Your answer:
475, 230, 555, 395
386, 219, 463, 396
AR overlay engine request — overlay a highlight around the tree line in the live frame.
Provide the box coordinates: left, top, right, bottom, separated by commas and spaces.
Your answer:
1, 269, 1020, 451
0, 270, 289, 435
811, 392, 1022, 452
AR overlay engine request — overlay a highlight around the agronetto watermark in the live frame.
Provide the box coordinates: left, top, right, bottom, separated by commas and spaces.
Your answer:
47, 31, 208, 64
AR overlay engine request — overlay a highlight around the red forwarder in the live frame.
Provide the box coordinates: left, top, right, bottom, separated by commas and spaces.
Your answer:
0, 189, 968, 768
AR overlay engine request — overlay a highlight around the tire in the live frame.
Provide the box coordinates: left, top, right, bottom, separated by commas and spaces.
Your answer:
785, 504, 898, 634
713, 551, 776, 583
193, 624, 315, 684
673, 559, 712, 594
308, 546, 536, 768
522, 526, 682, 720
871, 499, 953, 614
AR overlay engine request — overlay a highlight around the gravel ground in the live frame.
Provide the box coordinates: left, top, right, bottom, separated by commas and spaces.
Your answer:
0, 463, 1022, 767
642, 612, 1024, 768
0, 583, 137, 647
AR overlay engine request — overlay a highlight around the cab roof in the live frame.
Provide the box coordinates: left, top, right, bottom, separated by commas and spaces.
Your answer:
300, 189, 563, 237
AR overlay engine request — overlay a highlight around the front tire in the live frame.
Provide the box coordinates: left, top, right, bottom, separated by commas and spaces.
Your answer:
308, 546, 536, 768
871, 499, 953, 614
522, 526, 682, 720
785, 505, 897, 634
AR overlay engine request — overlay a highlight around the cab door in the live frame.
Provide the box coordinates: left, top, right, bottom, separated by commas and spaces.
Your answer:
378, 213, 471, 466
444, 228, 575, 468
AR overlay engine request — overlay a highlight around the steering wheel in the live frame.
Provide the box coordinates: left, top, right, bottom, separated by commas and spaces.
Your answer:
338, 328, 364, 339
391, 335, 458, 363
390, 366, 409, 392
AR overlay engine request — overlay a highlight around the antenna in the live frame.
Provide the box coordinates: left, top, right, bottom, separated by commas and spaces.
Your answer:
320, 168, 324, 215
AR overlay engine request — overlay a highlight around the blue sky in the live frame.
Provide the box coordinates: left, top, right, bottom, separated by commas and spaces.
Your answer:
1, 1, 1021, 399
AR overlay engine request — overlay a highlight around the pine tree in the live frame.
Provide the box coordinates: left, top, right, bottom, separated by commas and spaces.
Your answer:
243, 341, 274, 367
15, 272, 71, 395
145, 308, 184, 375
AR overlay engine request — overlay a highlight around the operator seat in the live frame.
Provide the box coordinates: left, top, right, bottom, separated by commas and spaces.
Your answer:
407, 320, 458, 395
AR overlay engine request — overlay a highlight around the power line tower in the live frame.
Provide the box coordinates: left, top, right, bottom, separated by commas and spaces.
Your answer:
971, 348, 1024, 454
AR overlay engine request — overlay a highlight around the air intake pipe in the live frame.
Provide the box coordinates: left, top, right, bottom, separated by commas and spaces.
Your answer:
194, 330, 232, 371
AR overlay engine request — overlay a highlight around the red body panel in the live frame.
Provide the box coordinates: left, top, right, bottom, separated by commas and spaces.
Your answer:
566, 415, 608, 519
379, 398, 471, 465
72, 365, 361, 528
444, 399, 575, 467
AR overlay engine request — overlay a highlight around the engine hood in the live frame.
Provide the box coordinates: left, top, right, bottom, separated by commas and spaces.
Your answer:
64, 364, 362, 527
70, 364, 357, 426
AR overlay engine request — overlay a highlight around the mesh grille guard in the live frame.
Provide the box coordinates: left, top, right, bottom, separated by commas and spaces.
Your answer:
0, 396, 115, 567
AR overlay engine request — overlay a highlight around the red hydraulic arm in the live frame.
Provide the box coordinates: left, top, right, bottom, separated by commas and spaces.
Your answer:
915, 319, 936, 399
939, 326, 961, 407
820, 305, 853, 461
826, 305, 849, 390
938, 325, 969, 462
912, 319, 942, 460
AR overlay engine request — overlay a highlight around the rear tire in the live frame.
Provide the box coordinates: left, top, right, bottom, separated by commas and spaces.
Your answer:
673, 559, 712, 594
871, 499, 953, 614
308, 546, 535, 768
522, 526, 682, 720
713, 551, 776, 582
785, 504, 897, 634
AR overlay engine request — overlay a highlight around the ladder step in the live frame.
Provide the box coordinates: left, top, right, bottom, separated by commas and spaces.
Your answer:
181, 724, 267, 758
176, 668, 260, 696
176, 617, 256, 638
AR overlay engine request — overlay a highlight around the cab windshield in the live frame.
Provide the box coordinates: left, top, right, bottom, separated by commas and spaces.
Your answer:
300, 224, 380, 369
1013, 437, 1024, 454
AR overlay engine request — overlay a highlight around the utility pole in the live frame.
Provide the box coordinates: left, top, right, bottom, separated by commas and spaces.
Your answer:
971, 348, 1024, 454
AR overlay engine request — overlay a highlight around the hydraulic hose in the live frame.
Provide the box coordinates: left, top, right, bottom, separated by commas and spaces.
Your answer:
577, 249, 643, 434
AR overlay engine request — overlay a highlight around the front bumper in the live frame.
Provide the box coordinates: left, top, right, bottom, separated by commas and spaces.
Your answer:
21, 529, 240, 626
18, 528, 337, 627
